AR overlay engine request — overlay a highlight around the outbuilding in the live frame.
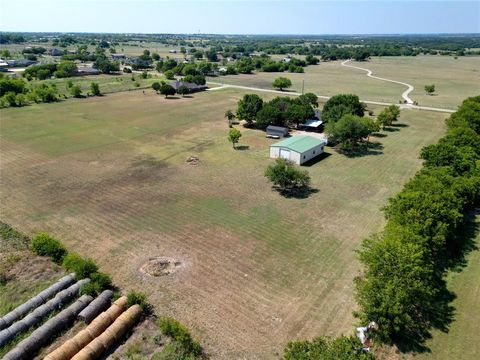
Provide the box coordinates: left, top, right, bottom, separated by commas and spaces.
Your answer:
266, 125, 289, 139
269, 135, 326, 165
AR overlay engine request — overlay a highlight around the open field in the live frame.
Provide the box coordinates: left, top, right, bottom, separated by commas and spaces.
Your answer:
212, 55, 480, 109
0, 88, 448, 358
30, 73, 166, 98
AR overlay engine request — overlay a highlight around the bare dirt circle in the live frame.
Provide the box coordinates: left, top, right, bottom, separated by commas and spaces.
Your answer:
140, 257, 182, 277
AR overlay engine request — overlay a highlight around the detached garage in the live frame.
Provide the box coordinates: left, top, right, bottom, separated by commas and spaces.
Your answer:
269, 136, 326, 165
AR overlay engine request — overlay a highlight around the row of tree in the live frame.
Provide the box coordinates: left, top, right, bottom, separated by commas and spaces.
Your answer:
354, 96, 480, 350
233, 92, 318, 128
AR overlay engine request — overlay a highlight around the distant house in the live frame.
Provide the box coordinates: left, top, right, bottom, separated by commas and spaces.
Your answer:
169, 49, 177, 53
283, 57, 292, 63
0, 60, 8, 72
48, 48, 64, 56
111, 53, 125, 60
269, 135, 326, 165
7, 59, 38, 67
170, 80, 207, 93
266, 125, 289, 139
76, 66, 101, 76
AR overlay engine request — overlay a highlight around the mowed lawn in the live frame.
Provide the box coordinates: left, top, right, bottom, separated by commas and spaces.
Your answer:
212, 55, 480, 109
0, 89, 448, 358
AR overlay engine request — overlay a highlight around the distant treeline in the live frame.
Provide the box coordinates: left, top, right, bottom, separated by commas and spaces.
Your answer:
1, 33, 479, 59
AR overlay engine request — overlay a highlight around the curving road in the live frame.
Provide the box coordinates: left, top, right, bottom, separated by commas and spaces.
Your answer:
206, 82, 455, 114
341, 59, 415, 104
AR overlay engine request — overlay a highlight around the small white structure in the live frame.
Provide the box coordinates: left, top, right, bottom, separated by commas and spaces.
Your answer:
269, 135, 326, 165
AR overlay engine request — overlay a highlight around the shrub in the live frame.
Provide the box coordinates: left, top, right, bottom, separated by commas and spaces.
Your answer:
127, 291, 152, 314
31, 233, 67, 264
71, 85, 82, 98
62, 253, 98, 278
79, 282, 98, 296
91, 272, 112, 290
158, 317, 202, 357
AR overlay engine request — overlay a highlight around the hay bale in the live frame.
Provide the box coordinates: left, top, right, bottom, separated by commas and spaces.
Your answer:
44, 296, 128, 360
71, 304, 142, 360
0, 278, 89, 348
78, 290, 113, 323
2, 295, 93, 360
0, 274, 75, 330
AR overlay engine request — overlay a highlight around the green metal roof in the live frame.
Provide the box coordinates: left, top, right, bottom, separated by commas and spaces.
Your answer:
270, 136, 326, 153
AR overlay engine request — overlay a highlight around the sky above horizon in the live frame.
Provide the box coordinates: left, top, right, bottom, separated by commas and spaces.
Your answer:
0, 0, 479, 35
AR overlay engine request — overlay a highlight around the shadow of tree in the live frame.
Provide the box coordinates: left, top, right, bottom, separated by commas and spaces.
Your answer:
235, 145, 250, 151
339, 142, 384, 158
275, 186, 319, 199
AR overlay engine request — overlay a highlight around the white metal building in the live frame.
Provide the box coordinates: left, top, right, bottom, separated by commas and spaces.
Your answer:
269, 135, 326, 165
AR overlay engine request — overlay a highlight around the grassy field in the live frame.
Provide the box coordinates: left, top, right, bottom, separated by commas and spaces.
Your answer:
0, 88, 449, 358
30, 73, 166, 98
211, 55, 480, 109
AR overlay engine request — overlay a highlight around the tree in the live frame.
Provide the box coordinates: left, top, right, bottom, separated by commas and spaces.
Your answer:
177, 85, 189, 97
355, 226, 439, 344
322, 94, 366, 123
94, 58, 119, 74
164, 70, 175, 80
54, 61, 77, 78
298, 93, 318, 108
256, 104, 283, 128
236, 93, 263, 126
377, 105, 400, 129
325, 114, 375, 150
286, 103, 315, 127
90, 82, 101, 96
272, 76, 292, 91
224, 110, 236, 126
305, 54, 320, 65
160, 84, 175, 98
265, 158, 311, 190
425, 84, 435, 95
228, 128, 242, 149
152, 82, 161, 93
152, 52, 160, 61
71, 85, 82, 98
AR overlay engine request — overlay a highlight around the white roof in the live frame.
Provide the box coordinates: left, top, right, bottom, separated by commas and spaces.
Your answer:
303, 119, 323, 127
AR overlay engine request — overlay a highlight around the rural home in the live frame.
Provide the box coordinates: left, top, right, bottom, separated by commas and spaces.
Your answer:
266, 125, 289, 138
170, 80, 207, 93
112, 53, 126, 60
269, 135, 326, 165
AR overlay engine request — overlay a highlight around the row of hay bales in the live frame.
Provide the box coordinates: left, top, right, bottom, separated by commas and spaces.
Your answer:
2, 295, 94, 360
0, 273, 76, 330
0, 278, 90, 347
45, 295, 142, 360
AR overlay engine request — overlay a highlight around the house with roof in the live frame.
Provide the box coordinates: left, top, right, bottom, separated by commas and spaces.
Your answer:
111, 53, 126, 60
170, 80, 207, 93
300, 109, 323, 132
269, 135, 326, 165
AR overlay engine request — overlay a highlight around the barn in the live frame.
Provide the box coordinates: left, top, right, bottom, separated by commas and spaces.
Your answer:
269, 136, 326, 165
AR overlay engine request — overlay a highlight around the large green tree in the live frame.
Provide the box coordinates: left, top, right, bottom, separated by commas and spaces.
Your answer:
265, 158, 310, 190
236, 93, 263, 126
325, 114, 376, 150
272, 76, 292, 91
322, 94, 366, 123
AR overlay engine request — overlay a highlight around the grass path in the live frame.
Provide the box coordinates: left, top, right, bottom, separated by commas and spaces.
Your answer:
341, 59, 415, 104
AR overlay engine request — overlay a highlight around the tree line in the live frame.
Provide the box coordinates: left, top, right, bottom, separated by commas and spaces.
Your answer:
354, 96, 480, 351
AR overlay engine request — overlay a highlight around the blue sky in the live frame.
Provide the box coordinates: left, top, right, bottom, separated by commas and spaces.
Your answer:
0, 0, 479, 34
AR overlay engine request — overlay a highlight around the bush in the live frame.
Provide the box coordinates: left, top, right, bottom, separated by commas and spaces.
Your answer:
71, 85, 82, 98
158, 317, 202, 357
31, 233, 67, 264
62, 252, 98, 278
91, 271, 112, 290
265, 158, 311, 190
127, 291, 152, 314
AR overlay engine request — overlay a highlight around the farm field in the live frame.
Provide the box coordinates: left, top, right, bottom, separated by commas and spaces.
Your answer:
0, 88, 449, 358
212, 55, 480, 109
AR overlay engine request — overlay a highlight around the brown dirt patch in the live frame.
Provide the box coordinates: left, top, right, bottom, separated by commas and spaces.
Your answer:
140, 257, 183, 277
